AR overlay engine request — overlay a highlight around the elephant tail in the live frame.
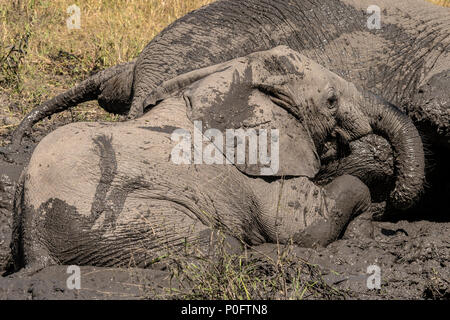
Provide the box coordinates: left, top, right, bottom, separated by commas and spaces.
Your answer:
7, 60, 135, 151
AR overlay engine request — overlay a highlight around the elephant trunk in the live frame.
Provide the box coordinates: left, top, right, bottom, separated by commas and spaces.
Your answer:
365, 94, 425, 210
9, 61, 135, 149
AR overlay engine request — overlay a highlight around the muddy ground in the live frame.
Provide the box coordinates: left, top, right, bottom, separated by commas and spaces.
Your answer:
0, 94, 449, 300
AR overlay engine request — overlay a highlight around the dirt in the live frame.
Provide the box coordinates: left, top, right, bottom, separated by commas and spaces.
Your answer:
0, 213, 448, 299
0, 95, 448, 300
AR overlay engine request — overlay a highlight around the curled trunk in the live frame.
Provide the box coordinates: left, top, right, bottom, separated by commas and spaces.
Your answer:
364, 94, 425, 210
8, 61, 135, 149
317, 134, 394, 200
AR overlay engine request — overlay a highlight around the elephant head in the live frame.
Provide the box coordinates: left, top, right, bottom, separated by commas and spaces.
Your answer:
142, 46, 425, 210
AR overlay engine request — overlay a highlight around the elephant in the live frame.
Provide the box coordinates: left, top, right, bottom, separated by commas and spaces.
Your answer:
4, 0, 448, 155
8, 47, 425, 272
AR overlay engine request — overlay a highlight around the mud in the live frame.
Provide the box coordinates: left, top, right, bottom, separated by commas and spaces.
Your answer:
0, 265, 174, 300
0, 215, 448, 300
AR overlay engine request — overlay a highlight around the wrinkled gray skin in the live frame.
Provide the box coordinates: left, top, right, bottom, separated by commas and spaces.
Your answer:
9, 0, 449, 146
4, 0, 444, 209
10, 48, 425, 272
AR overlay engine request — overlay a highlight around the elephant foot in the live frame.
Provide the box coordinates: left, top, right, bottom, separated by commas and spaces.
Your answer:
5, 253, 56, 278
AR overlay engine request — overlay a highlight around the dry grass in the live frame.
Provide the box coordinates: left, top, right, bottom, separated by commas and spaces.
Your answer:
136, 233, 349, 300
425, 0, 450, 7
0, 0, 214, 135
163, 247, 348, 300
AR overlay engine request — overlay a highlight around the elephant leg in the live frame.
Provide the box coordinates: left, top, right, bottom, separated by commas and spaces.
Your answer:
8, 171, 58, 275
268, 175, 371, 248
321, 175, 372, 241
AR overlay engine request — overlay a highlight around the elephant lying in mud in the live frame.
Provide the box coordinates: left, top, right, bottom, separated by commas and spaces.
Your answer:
2, 0, 446, 221
9, 47, 425, 271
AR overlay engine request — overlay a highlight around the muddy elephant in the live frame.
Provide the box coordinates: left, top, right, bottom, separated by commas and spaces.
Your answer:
7, 0, 448, 153
9, 47, 425, 272
3, 0, 446, 220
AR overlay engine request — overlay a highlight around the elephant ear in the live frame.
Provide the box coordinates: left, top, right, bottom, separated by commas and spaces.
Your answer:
143, 46, 321, 178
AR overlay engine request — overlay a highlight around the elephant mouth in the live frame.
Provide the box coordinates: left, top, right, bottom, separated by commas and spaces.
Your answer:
322, 129, 352, 162
317, 134, 395, 201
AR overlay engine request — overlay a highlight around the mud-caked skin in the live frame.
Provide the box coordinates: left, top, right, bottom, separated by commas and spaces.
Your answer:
10, 48, 424, 271
8, 0, 449, 152
132, 0, 449, 141
2, 0, 444, 224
